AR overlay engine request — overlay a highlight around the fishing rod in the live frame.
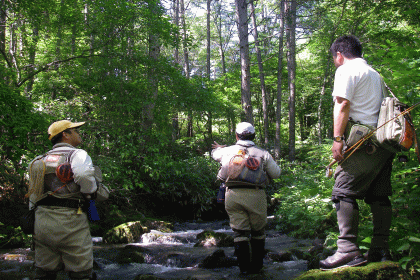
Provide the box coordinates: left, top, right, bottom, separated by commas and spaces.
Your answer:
325, 100, 420, 178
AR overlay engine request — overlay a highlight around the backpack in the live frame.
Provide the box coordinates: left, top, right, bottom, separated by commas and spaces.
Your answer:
225, 148, 267, 187
376, 82, 417, 153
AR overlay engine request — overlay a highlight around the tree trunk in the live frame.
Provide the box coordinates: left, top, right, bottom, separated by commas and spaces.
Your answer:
180, 0, 193, 137
318, 59, 332, 144
145, 3, 161, 130
235, 0, 253, 124
25, 27, 38, 98
0, 0, 5, 61
250, 1, 268, 144
286, 0, 297, 162
206, 0, 211, 80
275, 0, 285, 159
172, 0, 180, 141
214, 1, 227, 76
206, 0, 212, 141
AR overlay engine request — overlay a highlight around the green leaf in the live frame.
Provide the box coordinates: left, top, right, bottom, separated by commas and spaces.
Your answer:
408, 236, 420, 243
397, 243, 410, 251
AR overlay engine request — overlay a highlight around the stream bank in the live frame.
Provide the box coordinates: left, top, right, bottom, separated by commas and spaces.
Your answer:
0, 218, 311, 280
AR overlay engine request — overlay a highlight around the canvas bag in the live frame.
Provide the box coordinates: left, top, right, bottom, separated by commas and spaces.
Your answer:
345, 120, 377, 148
225, 148, 267, 187
376, 80, 416, 153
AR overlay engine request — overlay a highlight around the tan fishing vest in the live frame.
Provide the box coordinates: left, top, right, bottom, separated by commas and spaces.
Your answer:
217, 145, 268, 187
42, 149, 80, 194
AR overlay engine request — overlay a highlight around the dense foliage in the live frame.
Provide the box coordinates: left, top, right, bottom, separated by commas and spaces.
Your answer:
274, 144, 420, 276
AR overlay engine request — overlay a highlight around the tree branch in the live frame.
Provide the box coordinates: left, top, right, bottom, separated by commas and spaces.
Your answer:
15, 54, 104, 88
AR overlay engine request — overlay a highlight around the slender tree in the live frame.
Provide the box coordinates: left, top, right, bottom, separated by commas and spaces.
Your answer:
172, 0, 180, 141
286, 0, 297, 161
181, 0, 193, 137
250, 0, 268, 144
235, 0, 253, 123
205, 0, 213, 140
275, 0, 285, 159
0, 0, 5, 65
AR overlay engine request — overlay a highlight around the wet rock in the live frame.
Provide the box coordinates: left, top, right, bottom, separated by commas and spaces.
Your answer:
290, 248, 308, 260
141, 232, 180, 244
198, 249, 237, 269
295, 261, 411, 280
148, 251, 201, 268
103, 221, 148, 244
194, 230, 234, 247
116, 244, 150, 264
267, 250, 292, 262
143, 220, 174, 233
134, 275, 165, 280
116, 250, 145, 264
306, 238, 327, 269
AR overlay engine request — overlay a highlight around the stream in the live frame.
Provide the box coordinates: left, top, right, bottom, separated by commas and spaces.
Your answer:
0, 217, 311, 279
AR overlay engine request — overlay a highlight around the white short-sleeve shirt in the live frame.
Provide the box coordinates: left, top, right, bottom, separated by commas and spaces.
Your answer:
332, 58, 383, 126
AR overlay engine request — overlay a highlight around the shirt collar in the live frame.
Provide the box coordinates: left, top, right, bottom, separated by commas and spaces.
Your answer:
52, 143, 76, 149
236, 140, 255, 147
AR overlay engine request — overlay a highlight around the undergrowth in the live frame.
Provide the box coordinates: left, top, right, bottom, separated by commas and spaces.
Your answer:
274, 142, 420, 277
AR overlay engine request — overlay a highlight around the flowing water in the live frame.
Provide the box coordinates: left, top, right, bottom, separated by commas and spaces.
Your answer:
0, 218, 311, 279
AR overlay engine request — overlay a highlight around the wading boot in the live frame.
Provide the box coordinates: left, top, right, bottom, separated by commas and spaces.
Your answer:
365, 201, 392, 262
249, 238, 265, 274
319, 200, 367, 270
35, 268, 58, 280
70, 270, 97, 280
234, 241, 251, 274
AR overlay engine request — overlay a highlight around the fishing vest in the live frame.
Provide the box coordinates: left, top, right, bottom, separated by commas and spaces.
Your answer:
217, 145, 268, 187
42, 149, 80, 195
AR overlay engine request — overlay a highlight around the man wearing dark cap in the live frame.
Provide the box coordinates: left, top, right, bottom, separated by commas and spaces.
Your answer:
211, 122, 281, 274
27, 120, 98, 280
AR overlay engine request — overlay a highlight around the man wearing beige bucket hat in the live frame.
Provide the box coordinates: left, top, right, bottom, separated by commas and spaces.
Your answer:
27, 120, 98, 280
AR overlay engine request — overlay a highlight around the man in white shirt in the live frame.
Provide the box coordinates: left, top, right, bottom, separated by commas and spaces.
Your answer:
319, 35, 395, 270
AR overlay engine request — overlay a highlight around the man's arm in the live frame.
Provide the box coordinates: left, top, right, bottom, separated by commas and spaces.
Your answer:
332, 96, 351, 161
71, 150, 97, 194
265, 153, 281, 179
211, 141, 227, 162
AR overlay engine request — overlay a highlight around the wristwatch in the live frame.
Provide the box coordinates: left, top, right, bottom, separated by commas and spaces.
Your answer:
333, 136, 345, 142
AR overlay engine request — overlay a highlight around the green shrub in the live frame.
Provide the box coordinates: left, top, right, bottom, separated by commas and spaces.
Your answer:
274, 144, 420, 277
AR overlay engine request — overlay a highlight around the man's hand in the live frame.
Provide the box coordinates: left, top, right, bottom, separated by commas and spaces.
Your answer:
332, 141, 345, 162
212, 141, 226, 149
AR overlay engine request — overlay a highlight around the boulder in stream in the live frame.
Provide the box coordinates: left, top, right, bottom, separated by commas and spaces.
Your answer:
194, 230, 234, 247
198, 249, 237, 269
103, 221, 148, 244
116, 245, 149, 264
143, 220, 174, 233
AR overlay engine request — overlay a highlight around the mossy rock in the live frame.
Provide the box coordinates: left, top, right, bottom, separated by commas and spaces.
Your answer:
194, 230, 234, 247
116, 244, 150, 264
103, 221, 148, 244
116, 250, 145, 264
296, 261, 412, 280
199, 249, 237, 269
143, 220, 173, 233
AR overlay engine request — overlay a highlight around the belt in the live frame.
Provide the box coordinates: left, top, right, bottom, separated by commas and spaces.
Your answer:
227, 185, 262, 190
37, 196, 82, 209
